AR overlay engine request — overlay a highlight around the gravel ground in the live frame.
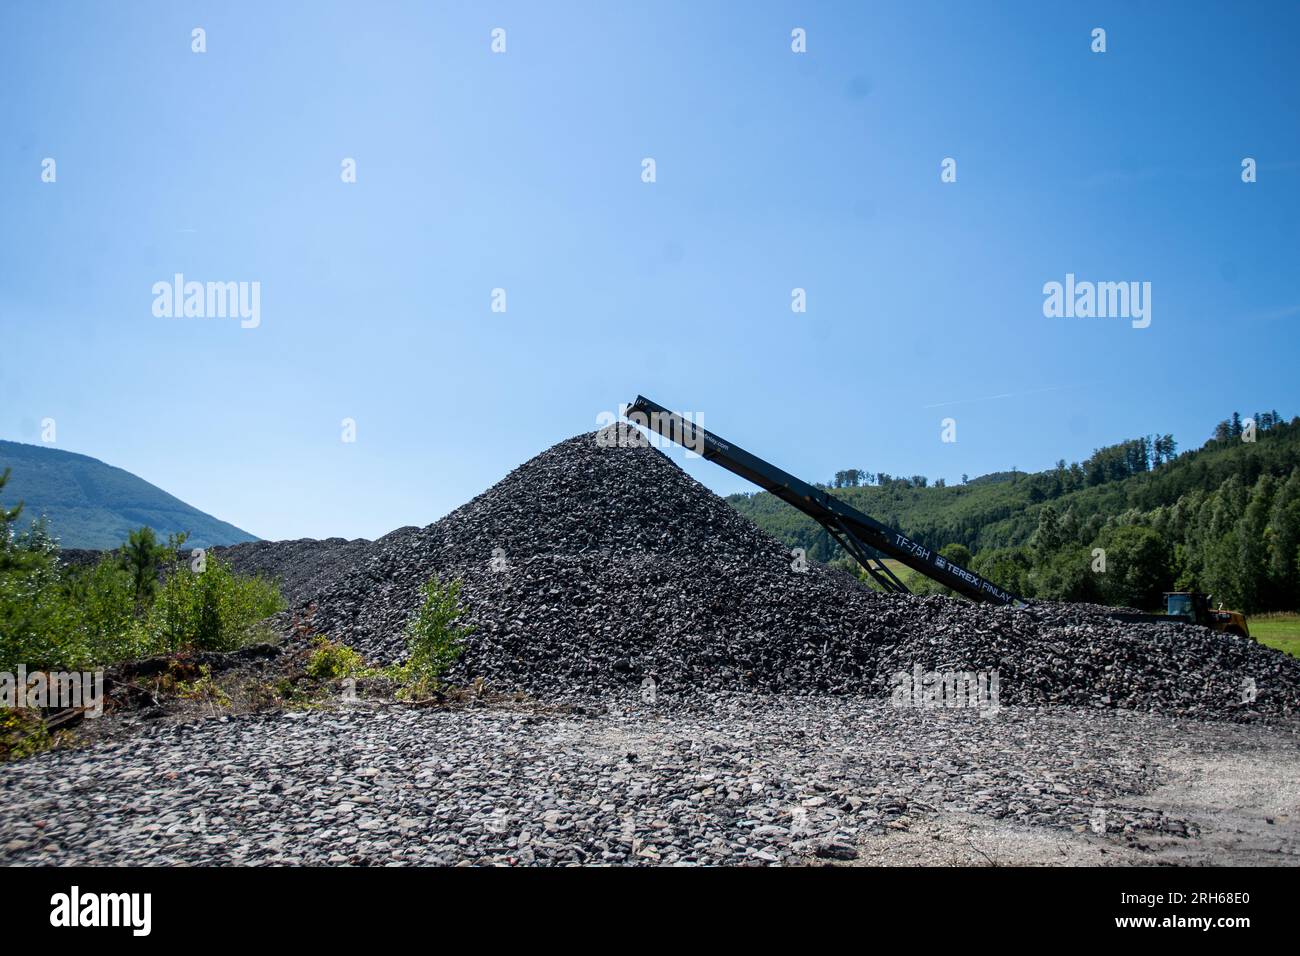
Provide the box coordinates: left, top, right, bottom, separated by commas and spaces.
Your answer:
4, 695, 1295, 867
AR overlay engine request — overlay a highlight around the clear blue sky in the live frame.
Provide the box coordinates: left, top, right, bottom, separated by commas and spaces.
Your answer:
3, 1, 1298, 541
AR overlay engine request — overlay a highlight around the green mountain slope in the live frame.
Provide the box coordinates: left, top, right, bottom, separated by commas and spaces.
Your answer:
0, 440, 257, 549
728, 413, 1300, 613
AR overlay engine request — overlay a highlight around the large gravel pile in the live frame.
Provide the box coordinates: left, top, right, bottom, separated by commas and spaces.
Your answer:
259, 424, 1300, 719
215, 537, 374, 606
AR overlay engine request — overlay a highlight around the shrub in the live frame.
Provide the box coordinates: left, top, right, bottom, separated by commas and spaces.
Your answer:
398, 577, 472, 695
48, 557, 148, 669
117, 527, 186, 606
971, 546, 1035, 600
146, 555, 283, 654
0, 516, 64, 672
2, 465, 285, 670
174, 664, 232, 706
0, 707, 53, 762
305, 637, 369, 681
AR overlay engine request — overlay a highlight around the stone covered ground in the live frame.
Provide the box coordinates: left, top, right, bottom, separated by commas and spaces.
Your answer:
3, 694, 1298, 866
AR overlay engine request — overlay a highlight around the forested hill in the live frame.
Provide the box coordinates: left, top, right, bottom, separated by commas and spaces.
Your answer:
0, 440, 257, 549
727, 412, 1300, 613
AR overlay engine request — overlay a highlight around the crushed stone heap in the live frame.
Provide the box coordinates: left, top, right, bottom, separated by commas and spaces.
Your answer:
239, 425, 1300, 719
216, 537, 373, 607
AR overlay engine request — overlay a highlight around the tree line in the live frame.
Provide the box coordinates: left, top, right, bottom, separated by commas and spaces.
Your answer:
740, 411, 1300, 613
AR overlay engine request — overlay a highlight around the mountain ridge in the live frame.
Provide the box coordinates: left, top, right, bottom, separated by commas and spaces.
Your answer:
0, 439, 257, 549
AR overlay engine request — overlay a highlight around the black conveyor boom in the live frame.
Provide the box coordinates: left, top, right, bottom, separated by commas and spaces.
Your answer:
624, 395, 1020, 606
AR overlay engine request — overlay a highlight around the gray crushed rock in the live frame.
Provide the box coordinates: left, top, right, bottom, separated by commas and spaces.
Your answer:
0, 697, 1234, 867
221, 426, 1300, 719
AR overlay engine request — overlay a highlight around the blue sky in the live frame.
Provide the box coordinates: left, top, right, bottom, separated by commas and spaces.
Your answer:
3, 1, 1298, 541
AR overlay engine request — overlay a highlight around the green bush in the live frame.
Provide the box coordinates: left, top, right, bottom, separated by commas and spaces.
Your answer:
971, 546, 1035, 600
46, 558, 148, 669
305, 637, 369, 681
2, 465, 285, 670
174, 664, 231, 705
398, 577, 472, 695
0, 706, 53, 761
146, 555, 283, 654
0, 479, 64, 671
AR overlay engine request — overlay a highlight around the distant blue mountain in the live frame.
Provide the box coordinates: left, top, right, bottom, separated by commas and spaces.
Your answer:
0, 440, 257, 549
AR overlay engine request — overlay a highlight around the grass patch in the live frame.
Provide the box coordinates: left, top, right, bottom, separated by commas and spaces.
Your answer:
174, 664, 232, 707
305, 637, 371, 681
1248, 613, 1300, 658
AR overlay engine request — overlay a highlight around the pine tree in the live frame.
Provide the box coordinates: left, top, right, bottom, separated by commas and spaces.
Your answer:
118, 527, 173, 605
0, 468, 22, 559
1238, 474, 1276, 612
1059, 507, 1081, 547
0, 468, 49, 576
1032, 504, 1065, 557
